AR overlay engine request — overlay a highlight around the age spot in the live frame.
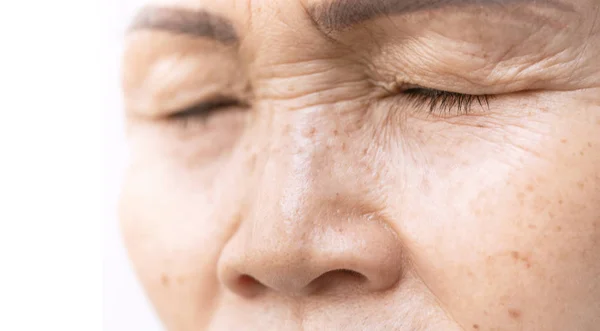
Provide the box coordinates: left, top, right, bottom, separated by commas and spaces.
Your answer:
473, 324, 479, 329
161, 274, 170, 287
510, 251, 532, 268
508, 308, 522, 319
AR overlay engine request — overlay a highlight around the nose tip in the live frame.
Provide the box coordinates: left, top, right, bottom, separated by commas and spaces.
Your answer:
217, 221, 404, 298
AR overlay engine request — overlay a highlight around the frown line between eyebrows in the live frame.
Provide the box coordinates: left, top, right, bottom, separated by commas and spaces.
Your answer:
128, 6, 239, 44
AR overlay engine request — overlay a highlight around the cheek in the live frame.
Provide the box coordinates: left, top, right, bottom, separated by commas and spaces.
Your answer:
118, 155, 240, 329
382, 99, 600, 329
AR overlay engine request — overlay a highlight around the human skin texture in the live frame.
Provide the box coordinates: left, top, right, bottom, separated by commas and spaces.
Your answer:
120, 0, 600, 330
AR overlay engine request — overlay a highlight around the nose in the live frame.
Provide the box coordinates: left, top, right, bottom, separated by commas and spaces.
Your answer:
218, 209, 403, 297
217, 133, 404, 297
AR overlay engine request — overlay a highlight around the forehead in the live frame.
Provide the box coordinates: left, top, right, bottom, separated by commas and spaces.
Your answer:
124, 0, 581, 41
122, 0, 598, 100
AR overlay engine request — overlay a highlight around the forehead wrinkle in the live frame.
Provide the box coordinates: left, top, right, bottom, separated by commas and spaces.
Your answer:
308, 0, 574, 31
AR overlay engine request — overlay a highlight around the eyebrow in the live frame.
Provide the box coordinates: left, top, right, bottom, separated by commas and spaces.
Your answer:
128, 6, 238, 44
308, 0, 571, 31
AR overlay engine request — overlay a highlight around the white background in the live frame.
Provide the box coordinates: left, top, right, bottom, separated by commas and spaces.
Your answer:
0, 0, 161, 330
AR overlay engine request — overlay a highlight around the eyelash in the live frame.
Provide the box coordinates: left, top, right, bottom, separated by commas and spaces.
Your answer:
168, 97, 242, 127
402, 88, 492, 116
168, 88, 492, 125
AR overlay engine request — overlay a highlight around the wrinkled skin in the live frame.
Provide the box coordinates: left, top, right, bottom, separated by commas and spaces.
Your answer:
120, 0, 600, 330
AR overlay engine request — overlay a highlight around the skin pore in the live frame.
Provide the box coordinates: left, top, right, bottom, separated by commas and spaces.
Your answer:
120, 0, 600, 330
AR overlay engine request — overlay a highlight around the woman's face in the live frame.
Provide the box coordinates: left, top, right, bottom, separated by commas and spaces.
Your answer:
120, 0, 600, 330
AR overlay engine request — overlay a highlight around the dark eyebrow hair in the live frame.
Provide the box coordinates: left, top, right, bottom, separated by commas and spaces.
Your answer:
308, 0, 571, 31
128, 6, 238, 44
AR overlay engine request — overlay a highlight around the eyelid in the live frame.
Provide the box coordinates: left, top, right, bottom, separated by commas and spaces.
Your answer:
401, 87, 492, 116
167, 96, 242, 120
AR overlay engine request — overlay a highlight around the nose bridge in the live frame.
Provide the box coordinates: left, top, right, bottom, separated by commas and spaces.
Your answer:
250, 111, 336, 246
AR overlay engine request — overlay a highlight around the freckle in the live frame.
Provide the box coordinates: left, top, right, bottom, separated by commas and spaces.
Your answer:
526, 184, 534, 192
161, 274, 169, 287
362, 148, 368, 155
512, 251, 532, 268
476, 124, 485, 128
473, 324, 479, 329
580, 151, 584, 156
558, 199, 563, 205
333, 129, 339, 136
548, 211, 555, 219
528, 224, 537, 229
577, 181, 585, 189
588, 142, 593, 147
177, 276, 185, 285
341, 142, 346, 151
508, 309, 521, 319
556, 225, 562, 232
560, 138, 567, 143
307, 127, 316, 137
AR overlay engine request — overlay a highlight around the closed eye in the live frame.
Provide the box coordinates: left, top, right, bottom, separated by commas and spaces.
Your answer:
168, 96, 243, 122
402, 88, 492, 116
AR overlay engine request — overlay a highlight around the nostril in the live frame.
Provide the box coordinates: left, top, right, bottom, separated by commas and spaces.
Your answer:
328, 269, 367, 281
238, 274, 259, 288
233, 274, 266, 298
308, 269, 368, 295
